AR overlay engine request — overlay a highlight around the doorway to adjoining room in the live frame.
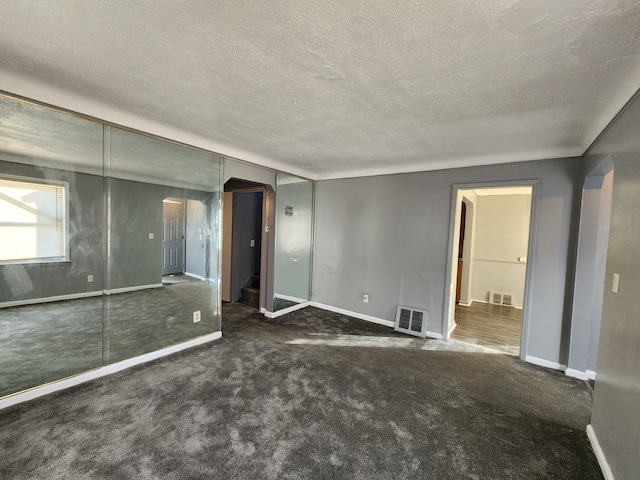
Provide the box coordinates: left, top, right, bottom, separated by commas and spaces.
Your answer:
448, 186, 533, 356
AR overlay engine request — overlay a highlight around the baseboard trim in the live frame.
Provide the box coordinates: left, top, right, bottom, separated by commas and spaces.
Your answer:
309, 302, 445, 339
184, 272, 205, 281
275, 293, 309, 303
427, 331, 444, 340
0, 290, 103, 309
0, 331, 222, 411
565, 368, 597, 381
265, 301, 310, 318
104, 283, 163, 295
471, 298, 523, 309
525, 355, 566, 372
182, 272, 216, 284
309, 302, 395, 328
587, 425, 615, 480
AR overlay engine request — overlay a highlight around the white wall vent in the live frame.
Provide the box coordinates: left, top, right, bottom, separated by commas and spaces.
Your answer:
394, 305, 428, 338
489, 291, 514, 307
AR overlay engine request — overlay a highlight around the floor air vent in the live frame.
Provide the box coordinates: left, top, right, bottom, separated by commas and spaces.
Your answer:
489, 292, 514, 307
394, 305, 428, 338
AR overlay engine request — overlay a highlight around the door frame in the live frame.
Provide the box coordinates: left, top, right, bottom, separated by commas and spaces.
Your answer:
442, 179, 540, 361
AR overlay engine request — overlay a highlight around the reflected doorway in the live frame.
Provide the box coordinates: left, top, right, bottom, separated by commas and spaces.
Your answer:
162, 198, 186, 276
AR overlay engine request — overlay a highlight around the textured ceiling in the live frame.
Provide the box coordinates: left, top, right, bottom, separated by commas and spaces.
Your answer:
0, 1, 639, 180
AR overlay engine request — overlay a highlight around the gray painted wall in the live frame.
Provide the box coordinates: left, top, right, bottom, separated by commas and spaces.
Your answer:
568, 165, 613, 377
312, 157, 581, 364
109, 178, 164, 289
588, 92, 640, 479
185, 199, 207, 279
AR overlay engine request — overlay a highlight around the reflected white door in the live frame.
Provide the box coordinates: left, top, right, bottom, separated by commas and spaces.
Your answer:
162, 200, 185, 275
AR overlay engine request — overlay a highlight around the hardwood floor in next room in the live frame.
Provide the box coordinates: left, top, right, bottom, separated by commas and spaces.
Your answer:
452, 302, 522, 355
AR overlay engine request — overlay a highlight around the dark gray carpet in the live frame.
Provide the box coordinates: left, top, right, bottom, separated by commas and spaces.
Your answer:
0, 282, 219, 397
0, 306, 602, 479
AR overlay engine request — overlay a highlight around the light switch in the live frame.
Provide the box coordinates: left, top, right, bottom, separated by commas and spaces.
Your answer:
612, 273, 620, 293
149, 233, 154, 239
250, 239, 255, 247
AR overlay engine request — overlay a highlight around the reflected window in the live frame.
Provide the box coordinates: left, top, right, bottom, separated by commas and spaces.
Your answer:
0, 176, 68, 262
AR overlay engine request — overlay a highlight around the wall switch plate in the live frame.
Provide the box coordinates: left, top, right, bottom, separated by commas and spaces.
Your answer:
87, 275, 94, 283
193, 311, 201, 323
362, 293, 369, 303
612, 273, 620, 293
149, 233, 154, 239
250, 239, 255, 247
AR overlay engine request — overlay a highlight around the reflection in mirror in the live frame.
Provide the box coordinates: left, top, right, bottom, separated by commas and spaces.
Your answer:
273, 173, 313, 311
104, 127, 221, 363
0, 95, 104, 396
0, 94, 223, 399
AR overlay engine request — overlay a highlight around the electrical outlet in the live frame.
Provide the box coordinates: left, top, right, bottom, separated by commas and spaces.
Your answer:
362, 293, 369, 303
87, 275, 94, 283
193, 310, 201, 323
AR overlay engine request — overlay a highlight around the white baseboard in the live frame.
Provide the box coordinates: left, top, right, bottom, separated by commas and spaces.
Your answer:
0, 331, 222, 411
471, 297, 523, 309
471, 298, 488, 304
265, 301, 310, 318
0, 290, 103, 309
104, 283, 163, 295
565, 368, 597, 381
458, 301, 472, 307
184, 272, 205, 281
275, 293, 309, 304
525, 355, 566, 372
309, 302, 444, 339
565, 368, 590, 380
309, 302, 394, 327
183, 272, 216, 284
587, 425, 615, 480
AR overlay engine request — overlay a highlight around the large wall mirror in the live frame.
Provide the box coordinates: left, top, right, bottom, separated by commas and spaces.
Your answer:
0, 94, 222, 397
273, 172, 314, 311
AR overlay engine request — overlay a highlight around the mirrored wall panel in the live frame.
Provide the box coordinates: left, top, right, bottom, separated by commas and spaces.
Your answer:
0, 95, 105, 396
105, 127, 222, 363
0, 94, 222, 398
273, 173, 313, 311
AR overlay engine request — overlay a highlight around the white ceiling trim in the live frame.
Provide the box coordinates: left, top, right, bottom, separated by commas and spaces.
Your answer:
313, 148, 583, 181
